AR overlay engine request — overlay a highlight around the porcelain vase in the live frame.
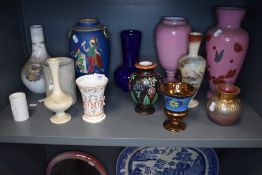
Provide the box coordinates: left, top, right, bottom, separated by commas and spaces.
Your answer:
76, 74, 108, 123
179, 32, 206, 108
21, 25, 50, 93
69, 18, 110, 78
207, 83, 241, 125
206, 7, 249, 98
114, 30, 141, 92
156, 17, 191, 82
129, 61, 161, 115
44, 58, 73, 124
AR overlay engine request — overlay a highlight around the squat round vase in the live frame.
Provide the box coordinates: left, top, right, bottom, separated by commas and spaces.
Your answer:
178, 32, 206, 108
206, 7, 249, 98
114, 30, 142, 92
129, 61, 161, 115
76, 74, 108, 123
21, 25, 50, 93
161, 82, 195, 132
44, 58, 73, 124
207, 83, 241, 125
156, 17, 191, 82
69, 18, 110, 78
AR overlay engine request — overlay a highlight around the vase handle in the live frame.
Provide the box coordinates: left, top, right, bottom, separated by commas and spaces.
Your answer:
103, 26, 110, 39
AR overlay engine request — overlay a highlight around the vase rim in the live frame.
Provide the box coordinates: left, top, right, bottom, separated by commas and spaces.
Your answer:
78, 18, 98, 23
216, 83, 240, 95
135, 61, 157, 69
216, 7, 246, 11
47, 58, 59, 64
76, 74, 108, 88
161, 82, 195, 98
30, 24, 43, 29
162, 16, 186, 21
121, 30, 141, 34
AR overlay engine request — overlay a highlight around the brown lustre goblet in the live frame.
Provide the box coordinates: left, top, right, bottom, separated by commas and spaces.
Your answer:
161, 82, 195, 132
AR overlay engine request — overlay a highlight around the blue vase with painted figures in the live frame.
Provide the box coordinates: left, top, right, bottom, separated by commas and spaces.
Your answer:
69, 18, 110, 78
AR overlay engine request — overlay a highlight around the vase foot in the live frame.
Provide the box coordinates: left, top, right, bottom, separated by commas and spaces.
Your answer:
50, 113, 71, 124
163, 119, 186, 132
188, 99, 199, 108
82, 113, 106, 123
207, 90, 215, 99
135, 105, 155, 115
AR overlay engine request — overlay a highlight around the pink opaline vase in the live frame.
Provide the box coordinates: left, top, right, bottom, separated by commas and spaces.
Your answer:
206, 7, 249, 98
156, 17, 191, 82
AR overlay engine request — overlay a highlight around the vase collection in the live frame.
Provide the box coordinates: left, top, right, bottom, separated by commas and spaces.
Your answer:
18, 7, 248, 130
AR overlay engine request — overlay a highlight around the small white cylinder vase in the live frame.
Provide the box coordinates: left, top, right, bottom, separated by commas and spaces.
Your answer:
44, 58, 73, 124
179, 32, 206, 108
9, 92, 29, 122
76, 74, 108, 123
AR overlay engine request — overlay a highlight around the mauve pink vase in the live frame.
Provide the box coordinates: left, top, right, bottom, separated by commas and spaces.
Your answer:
156, 17, 191, 82
206, 7, 249, 98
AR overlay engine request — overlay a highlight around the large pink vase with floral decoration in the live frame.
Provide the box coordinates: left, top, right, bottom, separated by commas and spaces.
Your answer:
156, 17, 191, 82
206, 7, 249, 98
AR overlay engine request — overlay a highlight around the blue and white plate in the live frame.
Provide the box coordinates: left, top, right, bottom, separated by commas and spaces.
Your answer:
116, 147, 219, 175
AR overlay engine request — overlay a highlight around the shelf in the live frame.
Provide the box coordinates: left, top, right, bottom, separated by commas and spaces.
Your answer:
0, 82, 261, 147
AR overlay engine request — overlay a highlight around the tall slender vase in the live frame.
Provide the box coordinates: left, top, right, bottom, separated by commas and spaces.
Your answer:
179, 32, 206, 108
156, 17, 191, 82
21, 25, 50, 93
44, 58, 73, 124
206, 7, 249, 98
114, 30, 141, 91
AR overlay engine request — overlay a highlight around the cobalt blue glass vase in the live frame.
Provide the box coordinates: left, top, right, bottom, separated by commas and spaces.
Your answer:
114, 30, 142, 91
69, 18, 110, 78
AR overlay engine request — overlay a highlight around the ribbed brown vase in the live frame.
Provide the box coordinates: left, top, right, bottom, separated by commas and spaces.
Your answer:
207, 83, 241, 125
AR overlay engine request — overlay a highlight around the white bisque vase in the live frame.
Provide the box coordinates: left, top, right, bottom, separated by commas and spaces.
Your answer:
21, 25, 50, 93
179, 32, 206, 108
44, 58, 73, 124
76, 74, 108, 123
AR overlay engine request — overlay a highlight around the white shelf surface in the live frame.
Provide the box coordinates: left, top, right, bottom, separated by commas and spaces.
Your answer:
0, 83, 261, 147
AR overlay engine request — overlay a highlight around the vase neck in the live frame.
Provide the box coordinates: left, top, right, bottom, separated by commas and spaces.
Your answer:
47, 58, 63, 95
30, 25, 49, 60
217, 7, 246, 29
121, 30, 141, 67
216, 83, 240, 100
188, 32, 202, 57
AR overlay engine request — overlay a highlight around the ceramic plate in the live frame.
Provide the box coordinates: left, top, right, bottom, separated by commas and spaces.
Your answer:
116, 147, 219, 175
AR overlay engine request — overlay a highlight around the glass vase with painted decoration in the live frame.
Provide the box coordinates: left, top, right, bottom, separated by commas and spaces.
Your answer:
129, 61, 161, 115
69, 18, 110, 78
76, 74, 108, 123
206, 7, 249, 98
161, 82, 195, 132
21, 25, 50, 93
178, 32, 206, 108
207, 83, 241, 125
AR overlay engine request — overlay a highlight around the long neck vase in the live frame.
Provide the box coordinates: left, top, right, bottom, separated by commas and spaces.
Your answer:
114, 30, 141, 91
44, 58, 73, 124
179, 32, 206, 108
21, 25, 50, 93
206, 7, 249, 98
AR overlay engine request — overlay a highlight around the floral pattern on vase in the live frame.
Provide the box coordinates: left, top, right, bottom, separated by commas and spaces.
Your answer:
129, 61, 161, 115
206, 7, 249, 98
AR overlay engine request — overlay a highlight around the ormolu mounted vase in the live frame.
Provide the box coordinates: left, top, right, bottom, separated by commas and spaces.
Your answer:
69, 18, 110, 78
129, 61, 161, 115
